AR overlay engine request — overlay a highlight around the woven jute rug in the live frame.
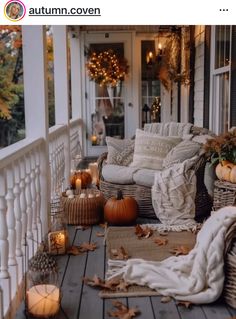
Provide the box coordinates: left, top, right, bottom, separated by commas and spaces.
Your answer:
99, 226, 197, 298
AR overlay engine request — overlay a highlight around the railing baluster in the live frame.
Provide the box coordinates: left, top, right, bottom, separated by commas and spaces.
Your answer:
35, 146, 42, 242
19, 158, 27, 248
6, 167, 16, 267
30, 151, 38, 252
25, 153, 33, 257
0, 173, 9, 279
13, 161, 22, 258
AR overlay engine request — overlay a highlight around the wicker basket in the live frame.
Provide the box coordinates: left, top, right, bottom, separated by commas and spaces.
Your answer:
213, 180, 236, 211
223, 223, 236, 308
61, 189, 105, 225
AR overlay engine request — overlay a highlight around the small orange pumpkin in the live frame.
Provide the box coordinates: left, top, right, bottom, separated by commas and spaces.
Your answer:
104, 190, 138, 225
230, 165, 236, 183
215, 161, 235, 182
70, 171, 92, 189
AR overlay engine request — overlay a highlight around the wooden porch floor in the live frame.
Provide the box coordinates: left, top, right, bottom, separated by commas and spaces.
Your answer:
15, 225, 236, 319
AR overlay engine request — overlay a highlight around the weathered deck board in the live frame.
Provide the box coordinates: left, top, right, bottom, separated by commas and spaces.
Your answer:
14, 225, 236, 319
128, 297, 154, 319
177, 304, 206, 319
104, 298, 127, 319
78, 225, 105, 319
151, 296, 180, 319
202, 300, 232, 319
57, 227, 92, 319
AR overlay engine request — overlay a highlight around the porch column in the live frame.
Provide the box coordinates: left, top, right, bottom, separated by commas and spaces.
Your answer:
53, 25, 70, 184
22, 25, 50, 236
70, 29, 84, 152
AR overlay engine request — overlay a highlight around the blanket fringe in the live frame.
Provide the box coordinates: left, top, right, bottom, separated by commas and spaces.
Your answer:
141, 222, 202, 233
106, 259, 128, 279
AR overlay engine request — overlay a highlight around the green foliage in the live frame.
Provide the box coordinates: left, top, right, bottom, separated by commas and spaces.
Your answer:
204, 129, 236, 165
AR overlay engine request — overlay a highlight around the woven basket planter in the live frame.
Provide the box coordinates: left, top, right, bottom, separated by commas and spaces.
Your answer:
99, 181, 156, 219
213, 180, 236, 211
62, 190, 105, 225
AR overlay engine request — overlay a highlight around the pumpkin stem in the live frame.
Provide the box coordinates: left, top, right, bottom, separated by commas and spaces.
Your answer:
117, 190, 123, 200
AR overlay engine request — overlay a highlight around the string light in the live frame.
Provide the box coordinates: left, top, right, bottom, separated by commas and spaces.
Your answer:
86, 49, 129, 87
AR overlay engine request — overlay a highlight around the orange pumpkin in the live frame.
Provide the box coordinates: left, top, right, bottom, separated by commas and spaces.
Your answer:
215, 161, 235, 183
70, 171, 92, 189
230, 165, 236, 183
104, 190, 138, 225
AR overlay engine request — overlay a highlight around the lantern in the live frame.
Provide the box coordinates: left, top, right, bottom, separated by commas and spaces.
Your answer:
49, 195, 69, 255
26, 251, 60, 318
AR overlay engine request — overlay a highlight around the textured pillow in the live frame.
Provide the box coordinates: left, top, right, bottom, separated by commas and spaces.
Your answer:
163, 140, 201, 168
106, 136, 135, 166
130, 129, 182, 170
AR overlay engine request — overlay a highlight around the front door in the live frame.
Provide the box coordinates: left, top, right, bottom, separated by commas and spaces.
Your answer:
82, 32, 133, 157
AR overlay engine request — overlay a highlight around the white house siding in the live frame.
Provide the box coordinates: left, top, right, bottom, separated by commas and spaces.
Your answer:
193, 25, 205, 127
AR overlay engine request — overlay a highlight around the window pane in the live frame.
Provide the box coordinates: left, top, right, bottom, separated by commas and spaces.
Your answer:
89, 43, 125, 146
219, 73, 229, 133
215, 25, 230, 69
0, 26, 25, 148
141, 41, 161, 126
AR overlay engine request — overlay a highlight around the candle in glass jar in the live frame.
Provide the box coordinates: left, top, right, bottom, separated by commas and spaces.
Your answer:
91, 135, 98, 145
75, 178, 81, 190
27, 284, 60, 317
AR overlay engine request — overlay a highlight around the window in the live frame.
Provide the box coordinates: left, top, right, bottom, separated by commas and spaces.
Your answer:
210, 25, 233, 134
88, 43, 125, 146
141, 40, 161, 127
0, 26, 25, 148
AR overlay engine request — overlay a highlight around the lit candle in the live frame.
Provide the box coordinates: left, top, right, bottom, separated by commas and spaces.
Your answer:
75, 178, 81, 190
27, 284, 60, 317
48, 230, 67, 255
91, 135, 98, 145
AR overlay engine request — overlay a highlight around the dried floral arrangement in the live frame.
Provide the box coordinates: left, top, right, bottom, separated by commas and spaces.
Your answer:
204, 129, 236, 165
158, 27, 190, 91
86, 49, 129, 87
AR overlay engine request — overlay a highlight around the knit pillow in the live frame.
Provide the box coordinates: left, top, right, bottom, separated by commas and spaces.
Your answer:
163, 140, 201, 168
106, 136, 135, 166
130, 129, 182, 170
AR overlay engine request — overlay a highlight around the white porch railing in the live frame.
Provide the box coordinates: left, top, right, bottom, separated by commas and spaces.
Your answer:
0, 120, 82, 319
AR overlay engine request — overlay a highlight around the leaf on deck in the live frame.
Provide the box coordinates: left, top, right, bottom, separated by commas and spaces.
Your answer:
153, 237, 168, 246
83, 276, 130, 292
111, 246, 129, 260
99, 222, 108, 229
176, 301, 192, 309
67, 245, 81, 255
169, 245, 191, 256
135, 225, 153, 239
108, 300, 140, 319
78, 242, 97, 252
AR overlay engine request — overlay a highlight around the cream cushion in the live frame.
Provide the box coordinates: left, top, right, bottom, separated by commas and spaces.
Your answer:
133, 168, 158, 187
163, 140, 201, 168
130, 129, 182, 170
102, 165, 138, 184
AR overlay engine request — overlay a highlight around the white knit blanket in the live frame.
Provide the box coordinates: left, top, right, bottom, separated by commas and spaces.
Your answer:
107, 206, 236, 304
152, 156, 198, 226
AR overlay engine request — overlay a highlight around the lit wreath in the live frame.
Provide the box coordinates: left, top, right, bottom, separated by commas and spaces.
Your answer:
86, 49, 129, 87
